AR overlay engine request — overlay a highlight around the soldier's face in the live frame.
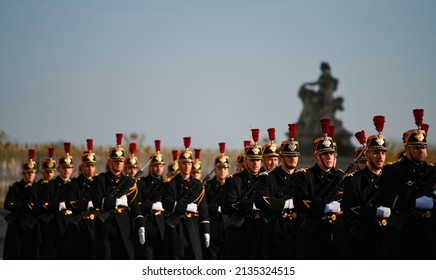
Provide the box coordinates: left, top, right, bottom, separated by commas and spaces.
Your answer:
109, 160, 124, 174
281, 155, 299, 171
406, 146, 428, 164
58, 166, 73, 180
366, 150, 386, 171
42, 170, 55, 181
150, 164, 164, 177
124, 166, 138, 177
215, 167, 229, 181
263, 156, 279, 172
23, 171, 36, 183
82, 164, 96, 178
179, 162, 192, 176
315, 152, 335, 171
245, 158, 262, 174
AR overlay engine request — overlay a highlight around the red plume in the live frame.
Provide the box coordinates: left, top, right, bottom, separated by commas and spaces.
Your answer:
172, 150, 178, 161
320, 119, 331, 135
194, 149, 201, 159
413, 108, 424, 128
288, 124, 297, 140
354, 130, 366, 145
422, 123, 429, 134
116, 133, 123, 146
183, 137, 191, 150
373, 115, 385, 134
48, 147, 55, 159
28, 149, 35, 161
154, 140, 161, 152
251, 128, 260, 143
64, 142, 71, 154
267, 128, 276, 142
328, 125, 335, 139
86, 139, 93, 151
219, 142, 226, 154
244, 140, 251, 148
129, 143, 137, 155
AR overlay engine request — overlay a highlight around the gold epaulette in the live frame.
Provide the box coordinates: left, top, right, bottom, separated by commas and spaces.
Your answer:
259, 171, 268, 176
164, 176, 174, 183
296, 168, 307, 173
343, 172, 354, 178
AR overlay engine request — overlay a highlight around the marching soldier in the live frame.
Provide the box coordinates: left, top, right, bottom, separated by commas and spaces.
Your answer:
63, 139, 98, 259
3, 149, 40, 259
161, 137, 210, 259
253, 124, 302, 259
261, 128, 280, 173
40, 142, 79, 259
379, 109, 436, 259
91, 133, 145, 259
191, 148, 203, 180
220, 129, 263, 259
293, 119, 346, 259
342, 116, 391, 259
135, 140, 167, 260
36, 147, 57, 259
203, 142, 231, 259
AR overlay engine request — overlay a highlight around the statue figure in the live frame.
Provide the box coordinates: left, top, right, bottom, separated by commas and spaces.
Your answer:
296, 62, 353, 156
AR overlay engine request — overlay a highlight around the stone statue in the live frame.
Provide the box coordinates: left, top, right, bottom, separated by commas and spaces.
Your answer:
296, 62, 353, 156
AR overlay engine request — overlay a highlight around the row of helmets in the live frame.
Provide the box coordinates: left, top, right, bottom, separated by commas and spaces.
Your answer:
21, 108, 429, 173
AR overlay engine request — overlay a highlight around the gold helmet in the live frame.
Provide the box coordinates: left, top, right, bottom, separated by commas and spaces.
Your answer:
245, 128, 262, 159
167, 149, 179, 176
192, 148, 202, 173
314, 119, 336, 155
81, 139, 97, 165
41, 147, 56, 172
280, 124, 300, 156
150, 140, 165, 166
125, 142, 139, 168
404, 109, 427, 148
23, 149, 37, 173
178, 137, 194, 163
262, 128, 280, 158
108, 133, 125, 161
366, 115, 388, 151
58, 142, 74, 168
215, 142, 230, 168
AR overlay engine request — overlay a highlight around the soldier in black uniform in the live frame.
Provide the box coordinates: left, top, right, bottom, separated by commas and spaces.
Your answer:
135, 140, 167, 260
3, 149, 40, 259
161, 137, 210, 259
293, 119, 346, 259
36, 147, 57, 259
203, 142, 231, 259
91, 133, 145, 259
40, 142, 79, 259
342, 116, 391, 259
254, 124, 301, 259
220, 129, 263, 259
63, 139, 98, 259
379, 109, 436, 259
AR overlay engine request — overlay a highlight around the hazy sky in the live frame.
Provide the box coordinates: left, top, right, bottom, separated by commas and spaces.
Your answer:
1, 0, 436, 152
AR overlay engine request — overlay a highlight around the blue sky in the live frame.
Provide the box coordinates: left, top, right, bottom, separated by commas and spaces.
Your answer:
1, 0, 436, 152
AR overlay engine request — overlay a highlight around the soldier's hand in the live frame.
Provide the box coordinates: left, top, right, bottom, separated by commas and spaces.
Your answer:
324, 201, 341, 213
416, 196, 434, 209
138, 227, 146, 245
152, 201, 165, 211
376, 206, 391, 218
58, 201, 66, 211
204, 233, 210, 248
87, 201, 94, 209
186, 203, 198, 212
283, 199, 294, 210
115, 195, 128, 208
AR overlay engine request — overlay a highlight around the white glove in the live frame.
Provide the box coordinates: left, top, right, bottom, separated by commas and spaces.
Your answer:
416, 196, 434, 209
138, 227, 145, 245
186, 203, 198, 212
87, 201, 94, 209
59, 201, 66, 211
376, 206, 391, 218
115, 195, 128, 207
283, 199, 294, 210
204, 233, 210, 248
217, 206, 222, 213
151, 201, 164, 211
324, 201, 341, 214
253, 203, 259, 210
